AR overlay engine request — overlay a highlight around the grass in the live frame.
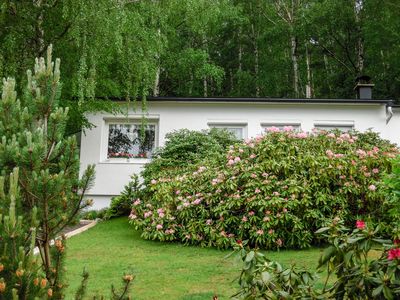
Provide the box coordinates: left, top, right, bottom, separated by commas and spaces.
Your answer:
65, 217, 324, 299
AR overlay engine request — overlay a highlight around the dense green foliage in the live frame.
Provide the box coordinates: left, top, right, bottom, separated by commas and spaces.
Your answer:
141, 128, 238, 184
1, 1, 399, 134
130, 128, 398, 249
106, 174, 143, 219
234, 220, 400, 299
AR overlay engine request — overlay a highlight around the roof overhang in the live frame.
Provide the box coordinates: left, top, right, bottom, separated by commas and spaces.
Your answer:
104, 96, 393, 105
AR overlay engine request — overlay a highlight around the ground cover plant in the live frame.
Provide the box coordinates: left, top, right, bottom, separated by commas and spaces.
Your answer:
130, 128, 398, 250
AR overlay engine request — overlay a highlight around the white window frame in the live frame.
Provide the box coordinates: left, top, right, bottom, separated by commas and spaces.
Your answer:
261, 121, 302, 133
314, 120, 354, 132
101, 116, 159, 164
207, 121, 248, 140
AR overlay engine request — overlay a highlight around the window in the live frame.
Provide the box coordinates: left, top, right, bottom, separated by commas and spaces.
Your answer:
107, 123, 156, 159
314, 121, 354, 132
208, 123, 247, 139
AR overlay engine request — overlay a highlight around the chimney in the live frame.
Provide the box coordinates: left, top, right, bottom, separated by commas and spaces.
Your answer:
354, 75, 374, 99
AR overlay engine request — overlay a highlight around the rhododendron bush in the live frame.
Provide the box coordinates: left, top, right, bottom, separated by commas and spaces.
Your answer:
130, 129, 398, 249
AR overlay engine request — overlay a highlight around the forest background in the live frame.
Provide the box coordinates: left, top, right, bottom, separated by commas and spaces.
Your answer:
1, 0, 399, 133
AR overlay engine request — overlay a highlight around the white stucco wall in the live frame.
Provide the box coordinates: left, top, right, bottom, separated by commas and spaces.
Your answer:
79, 101, 399, 209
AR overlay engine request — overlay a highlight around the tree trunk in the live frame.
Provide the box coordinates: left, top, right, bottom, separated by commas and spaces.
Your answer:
35, 0, 45, 55
251, 23, 260, 97
290, 35, 299, 97
354, 0, 364, 75
305, 43, 313, 98
203, 76, 208, 97
153, 28, 161, 96
323, 54, 332, 93
153, 66, 160, 96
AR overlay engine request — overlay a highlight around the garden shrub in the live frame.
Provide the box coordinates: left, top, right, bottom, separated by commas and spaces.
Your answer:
233, 219, 400, 299
141, 128, 238, 183
130, 128, 398, 249
105, 174, 142, 219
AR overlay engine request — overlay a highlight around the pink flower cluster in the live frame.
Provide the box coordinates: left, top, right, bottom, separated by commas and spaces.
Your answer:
388, 248, 400, 260
227, 156, 241, 166
356, 220, 365, 229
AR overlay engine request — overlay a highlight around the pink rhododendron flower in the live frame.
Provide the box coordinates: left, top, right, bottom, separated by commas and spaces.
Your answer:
255, 188, 261, 194
150, 179, 157, 184
239, 148, 244, 153
144, 211, 153, 218
368, 184, 376, 191
326, 150, 334, 158
356, 220, 366, 229
296, 132, 308, 138
133, 199, 141, 206
266, 126, 280, 132
183, 202, 190, 207
251, 173, 257, 178
175, 190, 180, 195
283, 126, 294, 132
129, 214, 137, 220
372, 168, 379, 174
256, 229, 264, 235
206, 219, 212, 225
193, 198, 202, 205
276, 239, 283, 247
227, 159, 235, 165
327, 133, 335, 138
268, 229, 274, 234
250, 153, 256, 159
273, 191, 280, 196
263, 216, 270, 222
242, 216, 248, 222
249, 211, 255, 216
283, 208, 288, 213
156, 224, 163, 230
234, 156, 241, 162
388, 248, 400, 260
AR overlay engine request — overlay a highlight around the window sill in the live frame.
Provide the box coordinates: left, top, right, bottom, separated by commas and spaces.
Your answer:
99, 158, 151, 165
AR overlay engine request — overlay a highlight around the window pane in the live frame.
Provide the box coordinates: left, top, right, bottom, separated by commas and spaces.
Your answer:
209, 125, 245, 139
108, 124, 156, 158
224, 127, 243, 139
262, 124, 301, 132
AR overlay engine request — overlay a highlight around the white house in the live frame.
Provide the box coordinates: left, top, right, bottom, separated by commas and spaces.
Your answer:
80, 94, 400, 209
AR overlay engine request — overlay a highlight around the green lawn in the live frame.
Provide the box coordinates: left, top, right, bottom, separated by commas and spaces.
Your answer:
65, 218, 323, 299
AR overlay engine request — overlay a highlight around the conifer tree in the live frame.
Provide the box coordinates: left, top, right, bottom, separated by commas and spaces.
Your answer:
0, 46, 95, 290
0, 168, 50, 299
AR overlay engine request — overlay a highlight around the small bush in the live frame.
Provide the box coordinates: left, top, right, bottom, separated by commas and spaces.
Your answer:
130, 129, 398, 249
233, 219, 400, 299
81, 208, 108, 220
106, 174, 142, 219
141, 128, 238, 183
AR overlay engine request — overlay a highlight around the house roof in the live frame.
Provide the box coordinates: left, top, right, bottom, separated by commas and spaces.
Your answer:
106, 96, 393, 105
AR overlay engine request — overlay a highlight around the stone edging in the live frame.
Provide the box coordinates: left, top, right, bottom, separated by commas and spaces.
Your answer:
33, 219, 98, 255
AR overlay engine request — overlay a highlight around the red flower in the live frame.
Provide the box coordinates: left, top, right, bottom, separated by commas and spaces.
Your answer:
388, 248, 400, 260
394, 239, 400, 245
356, 220, 365, 230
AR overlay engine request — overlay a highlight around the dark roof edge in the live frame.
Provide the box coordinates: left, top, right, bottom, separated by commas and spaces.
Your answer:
100, 96, 393, 105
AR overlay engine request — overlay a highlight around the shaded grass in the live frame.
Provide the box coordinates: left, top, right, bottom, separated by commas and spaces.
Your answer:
65, 218, 324, 299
